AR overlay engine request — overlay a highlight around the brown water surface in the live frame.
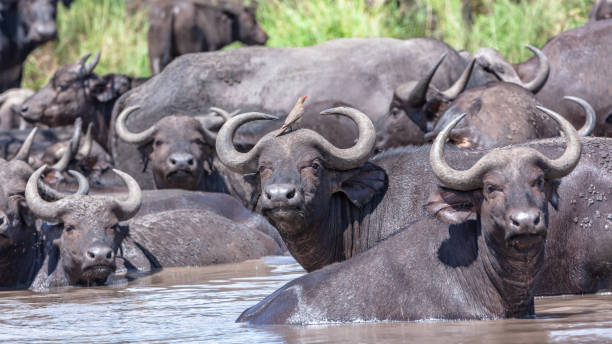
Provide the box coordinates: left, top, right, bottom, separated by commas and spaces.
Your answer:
0, 256, 611, 343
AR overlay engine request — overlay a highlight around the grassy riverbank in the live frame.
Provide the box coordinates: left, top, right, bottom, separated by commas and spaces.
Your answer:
22, 0, 592, 89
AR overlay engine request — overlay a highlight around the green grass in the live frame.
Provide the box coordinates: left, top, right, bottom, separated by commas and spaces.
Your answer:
21, 0, 592, 89
22, 0, 149, 89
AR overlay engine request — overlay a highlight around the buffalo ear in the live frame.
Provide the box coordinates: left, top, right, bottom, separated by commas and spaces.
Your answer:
426, 187, 482, 224
16, 197, 35, 228
86, 77, 115, 103
333, 162, 387, 208
545, 179, 561, 211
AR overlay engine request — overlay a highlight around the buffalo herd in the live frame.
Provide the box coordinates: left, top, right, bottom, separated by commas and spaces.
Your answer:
0, 0, 611, 327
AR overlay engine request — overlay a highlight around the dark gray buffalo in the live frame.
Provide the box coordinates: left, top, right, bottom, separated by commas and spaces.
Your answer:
18, 52, 148, 150
148, 0, 268, 74
0, 0, 71, 92
111, 38, 476, 188
376, 45, 549, 151
590, 0, 612, 21
423, 84, 596, 149
475, 20, 612, 137
115, 106, 259, 205
237, 109, 582, 324
216, 106, 444, 272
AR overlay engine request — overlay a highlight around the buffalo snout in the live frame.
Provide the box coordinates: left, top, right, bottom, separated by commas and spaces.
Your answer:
85, 242, 114, 265
167, 152, 196, 171
30, 21, 57, 42
505, 208, 546, 250
262, 183, 302, 209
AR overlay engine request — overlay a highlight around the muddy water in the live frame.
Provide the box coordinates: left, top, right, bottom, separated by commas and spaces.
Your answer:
0, 256, 611, 344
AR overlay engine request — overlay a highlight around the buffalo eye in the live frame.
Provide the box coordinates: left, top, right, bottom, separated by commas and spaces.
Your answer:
258, 165, 268, 174
311, 161, 320, 170
485, 183, 502, 196
64, 225, 75, 232
391, 108, 400, 117
154, 139, 164, 147
192, 139, 205, 147
532, 175, 545, 190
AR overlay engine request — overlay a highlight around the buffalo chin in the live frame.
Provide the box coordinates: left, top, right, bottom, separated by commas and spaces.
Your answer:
263, 207, 305, 235
78, 265, 114, 285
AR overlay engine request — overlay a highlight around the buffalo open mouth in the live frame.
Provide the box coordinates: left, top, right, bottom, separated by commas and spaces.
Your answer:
507, 233, 546, 252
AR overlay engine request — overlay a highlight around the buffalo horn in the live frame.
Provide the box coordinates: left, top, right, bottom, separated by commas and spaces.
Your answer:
115, 105, 157, 144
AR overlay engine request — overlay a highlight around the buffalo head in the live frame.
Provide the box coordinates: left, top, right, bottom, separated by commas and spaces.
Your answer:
19, 52, 129, 127
424, 87, 596, 149
26, 165, 141, 285
427, 106, 581, 255
590, 0, 612, 21
233, 6, 268, 46
116, 106, 234, 190
376, 45, 549, 152
17, 0, 62, 44
216, 106, 382, 237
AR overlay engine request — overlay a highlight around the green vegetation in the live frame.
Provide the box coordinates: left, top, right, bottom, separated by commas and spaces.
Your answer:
22, 0, 592, 89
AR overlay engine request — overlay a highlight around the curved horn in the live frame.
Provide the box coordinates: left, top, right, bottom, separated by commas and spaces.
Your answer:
11, 127, 38, 162
563, 96, 596, 137
37, 170, 90, 200
315, 107, 376, 170
110, 169, 142, 221
115, 105, 156, 144
77, 123, 93, 158
51, 118, 81, 171
77, 52, 91, 67
430, 114, 494, 190
521, 45, 549, 92
535, 106, 582, 179
25, 165, 64, 222
215, 112, 279, 173
402, 53, 446, 106
82, 51, 101, 75
439, 58, 475, 100
209, 107, 233, 121
199, 107, 237, 145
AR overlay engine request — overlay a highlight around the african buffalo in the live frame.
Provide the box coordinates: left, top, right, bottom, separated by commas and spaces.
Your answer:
216, 106, 447, 272
111, 37, 479, 188
0, 0, 71, 92
475, 20, 612, 137
114, 106, 259, 204
590, 0, 612, 21
0, 88, 33, 129
423, 84, 595, 149
120, 208, 283, 273
237, 108, 582, 324
18, 52, 148, 150
25, 165, 141, 290
148, 0, 268, 74
376, 45, 549, 151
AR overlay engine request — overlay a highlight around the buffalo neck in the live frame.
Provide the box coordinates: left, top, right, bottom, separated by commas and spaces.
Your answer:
477, 220, 543, 318
0, 233, 42, 289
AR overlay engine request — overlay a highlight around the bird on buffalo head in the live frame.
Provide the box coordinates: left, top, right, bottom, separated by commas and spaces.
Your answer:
276, 96, 307, 136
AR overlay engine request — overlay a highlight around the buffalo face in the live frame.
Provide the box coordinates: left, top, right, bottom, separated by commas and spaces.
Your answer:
26, 166, 142, 286
427, 108, 581, 256
237, 6, 268, 46
18, 0, 58, 44
216, 106, 381, 239
18, 53, 113, 127
147, 117, 210, 190
43, 199, 126, 285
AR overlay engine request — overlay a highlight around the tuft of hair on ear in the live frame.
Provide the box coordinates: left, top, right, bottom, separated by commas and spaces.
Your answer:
546, 179, 561, 211
425, 186, 481, 224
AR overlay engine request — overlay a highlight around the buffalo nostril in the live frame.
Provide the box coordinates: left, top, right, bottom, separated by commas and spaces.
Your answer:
169, 158, 176, 166
20, 104, 28, 113
286, 189, 295, 199
87, 251, 95, 259
187, 158, 194, 166
534, 216, 540, 226
106, 251, 112, 259
265, 192, 271, 200
511, 218, 520, 227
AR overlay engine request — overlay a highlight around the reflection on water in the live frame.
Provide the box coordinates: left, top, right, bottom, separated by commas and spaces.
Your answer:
0, 256, 611, 343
